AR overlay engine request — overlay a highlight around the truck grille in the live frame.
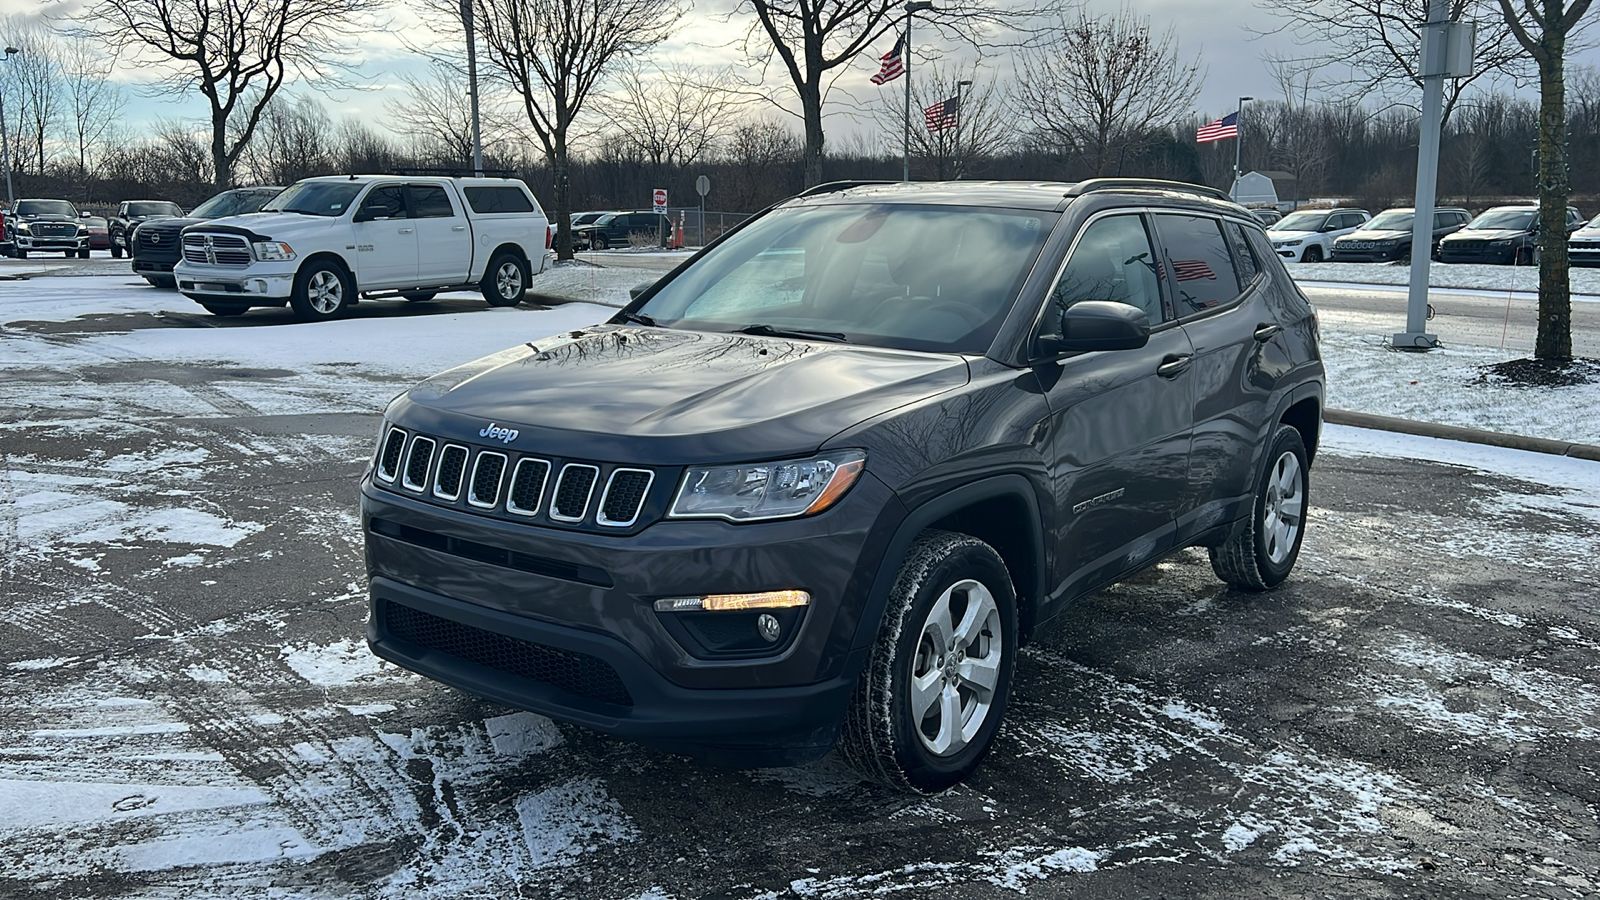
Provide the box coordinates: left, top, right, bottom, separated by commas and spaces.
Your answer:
182, 233, 252, 266
32, 222, 76, 238
383, 601, 633, 707
373, 428, 657, 530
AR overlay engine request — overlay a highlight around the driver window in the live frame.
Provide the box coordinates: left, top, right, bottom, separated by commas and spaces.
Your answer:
358, 185, 407, 220
1046, 215, 1164, 331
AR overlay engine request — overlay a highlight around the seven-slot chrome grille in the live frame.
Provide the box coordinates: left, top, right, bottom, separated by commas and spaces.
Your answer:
181, 232, 252, 266
374, 427, 659, 530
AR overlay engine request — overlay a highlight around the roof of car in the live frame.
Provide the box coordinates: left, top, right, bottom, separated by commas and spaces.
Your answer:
787, 179, 1252, 213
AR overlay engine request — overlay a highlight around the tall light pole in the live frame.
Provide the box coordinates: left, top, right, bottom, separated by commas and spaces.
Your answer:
0, 47, 18, 211
460, 0, 484, 176
1233, 96, 1252, 200
954, 78, 972, 179
902, 1, 934, 182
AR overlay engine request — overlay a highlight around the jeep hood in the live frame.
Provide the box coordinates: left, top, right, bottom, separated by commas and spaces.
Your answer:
1268, 229, 1316, 242
1343, 229, 1409, 241
386, 326, 972, 464
1443, 228, 1526, 241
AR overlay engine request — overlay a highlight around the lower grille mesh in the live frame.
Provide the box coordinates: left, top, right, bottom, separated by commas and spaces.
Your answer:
384, 602, 633, 707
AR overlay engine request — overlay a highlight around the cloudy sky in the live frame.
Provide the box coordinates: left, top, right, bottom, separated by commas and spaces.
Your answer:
0, 0, 1576, 150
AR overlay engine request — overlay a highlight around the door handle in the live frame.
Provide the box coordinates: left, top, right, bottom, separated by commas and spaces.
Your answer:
1253, 323, 1282, 342
1157, 354, 1192, 379
398, 228, 414, 234
452, 225, 466, 232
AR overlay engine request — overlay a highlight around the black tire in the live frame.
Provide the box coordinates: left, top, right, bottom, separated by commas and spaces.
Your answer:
402, 291, 436, 303
1514, 245, 1535, 266
289, 259, 354, 321
481, 252, 527, 307
592, 234, 609, 251
14, 250, 25, 259
200, 303, 248, 317
78, 248, 90, 259
1211, 424, 1310, 591
840, 529, 1018, 794
110, 243, 123, 259
1301, 245, 1323, 263
145, 275, 176, 289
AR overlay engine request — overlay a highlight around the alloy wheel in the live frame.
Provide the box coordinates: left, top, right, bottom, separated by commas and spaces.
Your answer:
1262, 450, 1304, 565
909, 578, 1003, 757
307, 270, 344, 314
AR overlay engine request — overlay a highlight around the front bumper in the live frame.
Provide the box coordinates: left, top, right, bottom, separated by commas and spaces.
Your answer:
15, 233, 87, 251
1329, 244, 1405, 262
1438, 244, 1518, 264
175, 260, 297, 304
1570, 244, 1600, 266
361, 471, 902, 760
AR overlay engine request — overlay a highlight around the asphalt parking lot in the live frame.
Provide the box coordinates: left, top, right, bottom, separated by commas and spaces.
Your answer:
1, 274, 1598, 899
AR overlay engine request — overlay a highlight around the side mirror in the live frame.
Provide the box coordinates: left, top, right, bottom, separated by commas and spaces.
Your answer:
628, 280, 657, 301
80, 211, 91, 218
1036, 301, 1150, 357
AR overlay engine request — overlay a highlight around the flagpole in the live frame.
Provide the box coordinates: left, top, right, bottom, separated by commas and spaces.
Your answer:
903, 2, 934, 182
1233, 96, 1252, 201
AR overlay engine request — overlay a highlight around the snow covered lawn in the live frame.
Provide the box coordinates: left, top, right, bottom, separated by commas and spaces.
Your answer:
1292, 260, 1600, 297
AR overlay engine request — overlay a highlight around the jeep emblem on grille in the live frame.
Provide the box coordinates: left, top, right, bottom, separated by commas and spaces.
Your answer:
479, 422, 519, 443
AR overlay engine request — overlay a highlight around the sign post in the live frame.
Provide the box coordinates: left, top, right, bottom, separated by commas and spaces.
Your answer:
695, 176, 710, 248
653, 189, 668, 248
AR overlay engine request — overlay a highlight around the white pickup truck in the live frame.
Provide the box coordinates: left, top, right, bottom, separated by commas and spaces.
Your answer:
174, 175, 552, 320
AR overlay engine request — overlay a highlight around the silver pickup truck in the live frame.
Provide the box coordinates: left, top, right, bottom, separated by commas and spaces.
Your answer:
174, 175, 552, 320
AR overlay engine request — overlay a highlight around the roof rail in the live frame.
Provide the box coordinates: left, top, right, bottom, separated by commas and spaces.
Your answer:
1065, 178, 1234, 203
386, 167, 517, 179
795, 179, 898, 198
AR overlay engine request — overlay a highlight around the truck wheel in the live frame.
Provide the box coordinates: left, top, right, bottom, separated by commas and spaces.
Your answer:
145, 275, 176, 289
290, 260, 353, 320
840, 529, 1017, 794
1210, 424, 1310, 591
111, 243, 123, 259
592, 234, 609, 251
14, 250, 25, 259
482, 252, 527, 307
200, 303, 248, 317
78, 248, 90, 259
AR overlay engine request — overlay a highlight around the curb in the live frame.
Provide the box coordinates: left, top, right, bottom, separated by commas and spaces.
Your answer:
1325, 409, 1600, 462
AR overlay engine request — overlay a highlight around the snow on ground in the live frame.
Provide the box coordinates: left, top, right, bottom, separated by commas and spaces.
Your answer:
1291, 260, 1600, 296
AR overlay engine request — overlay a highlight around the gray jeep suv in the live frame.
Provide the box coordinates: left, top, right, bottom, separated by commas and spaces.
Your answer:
361, 179, 1324, 792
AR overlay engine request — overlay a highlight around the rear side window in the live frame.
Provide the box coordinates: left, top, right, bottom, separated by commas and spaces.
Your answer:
1046, 215, 1165, 328
1153, 214, 1241, 317
464, 186, 536, 214
410, 185, 456, 218
1223, 221, 1260, 288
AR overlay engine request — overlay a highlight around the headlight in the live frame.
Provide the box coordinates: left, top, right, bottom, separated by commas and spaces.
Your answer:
1490, 239, 1514, 247
15, 223, 29, 234
669, 451, 866, 521
253, 241, 296, 261
1281, 238, 1303, 247
77, 226, 89, 235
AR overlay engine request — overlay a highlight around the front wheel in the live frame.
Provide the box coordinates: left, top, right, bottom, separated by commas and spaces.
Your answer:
290, 261, 354, 321
1300, 245, 1324, 263
1211, 424, 1310, 591
1514, 246, 1535, 266
840, 530, 1017, 794
111, 243, 123, 259
481, 252, 527, 307
78, 248, 90, 259
14, 249, 25, 259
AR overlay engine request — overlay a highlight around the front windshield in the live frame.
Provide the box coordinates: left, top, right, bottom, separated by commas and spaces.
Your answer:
1468, 209, 1536, 230
1365, 211, 1413, 231
128, 201, 182, 217
633, 203, 1057, 354
262, 181, 364, 217
16, 200, 76, 217
1272, 211, 1328, 232
193, 188, 283, 218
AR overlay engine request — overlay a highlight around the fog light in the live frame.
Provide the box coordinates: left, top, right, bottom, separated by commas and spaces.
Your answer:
653, 590, 810, 612
757, 613, 781, 642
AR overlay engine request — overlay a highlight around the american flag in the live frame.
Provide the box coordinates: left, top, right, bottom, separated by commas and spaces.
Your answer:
1195, 111, 1238, 144
1172, 259, 1218, 281
924, 96, 960, 132
870, 34, 905, 85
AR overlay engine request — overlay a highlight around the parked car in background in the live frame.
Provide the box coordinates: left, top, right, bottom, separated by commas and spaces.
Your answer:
83, 216, 111, 252
3, 199, 91, 259
1267, 208, 1371, 262
572, 210, 670, 250
130, 187, 282, 287
571, 211, 610, 227
1436, 205, 1583, 265
1249, 208, 1282, 227
109, 200, 184, 258
1329, 207, 1470, 262
175, 174, 550, 319
1567, 213, 1600, 266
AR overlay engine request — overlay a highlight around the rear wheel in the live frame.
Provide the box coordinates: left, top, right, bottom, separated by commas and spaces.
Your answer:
482, 252, 527, 307
290, 260, 354, 321
1211, 425, 1310, 591
840, 530, 1017, 793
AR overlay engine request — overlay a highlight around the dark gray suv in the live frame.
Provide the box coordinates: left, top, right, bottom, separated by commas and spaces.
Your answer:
362, 179, 1324, 792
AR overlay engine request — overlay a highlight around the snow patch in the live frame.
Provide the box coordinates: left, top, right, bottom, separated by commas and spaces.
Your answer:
484, 711, 563, 756
515, 777, 638, 866
279, 639, 393, 687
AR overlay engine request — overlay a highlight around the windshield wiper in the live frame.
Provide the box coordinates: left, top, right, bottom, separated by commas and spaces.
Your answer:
734, 324, 850, 343
619, 311, 658, 327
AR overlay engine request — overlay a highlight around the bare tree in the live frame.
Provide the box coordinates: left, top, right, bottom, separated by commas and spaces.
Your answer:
238, 92, 332, 184
1495, 0, 1595, 361
1258, 0, 1526, 127
732, 0, 1006, 187
601, 62, 741, 170
469, 0, 682, 259
78, 0, 383, 189
721, 118, 802, 211
385, 60, 519, 167
0, 20, 62, 175
872, 63, 1009, 179
1013, 6, 1200, 177
60, 34, 126, 177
